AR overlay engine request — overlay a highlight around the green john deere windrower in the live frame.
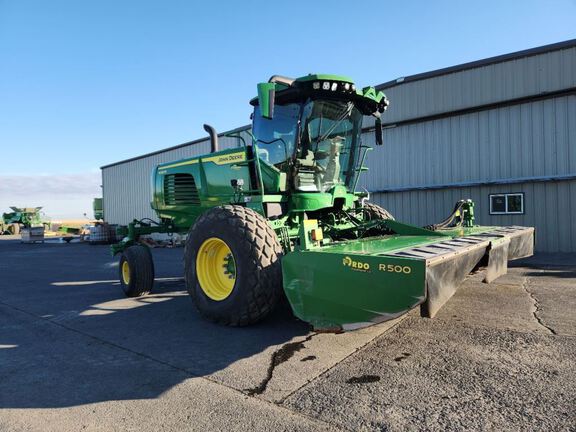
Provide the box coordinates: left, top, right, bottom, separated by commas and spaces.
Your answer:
112, 74, 534, 331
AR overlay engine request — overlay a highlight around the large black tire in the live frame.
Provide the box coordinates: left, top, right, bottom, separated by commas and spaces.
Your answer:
363, 202, 395, 221
184, 205, 283, 326
119, 245, 155, 297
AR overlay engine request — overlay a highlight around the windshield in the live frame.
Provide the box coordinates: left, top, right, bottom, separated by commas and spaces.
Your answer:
296, 100, 363, 192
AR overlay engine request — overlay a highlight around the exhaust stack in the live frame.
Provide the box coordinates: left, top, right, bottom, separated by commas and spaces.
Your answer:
203, 124, 218, 153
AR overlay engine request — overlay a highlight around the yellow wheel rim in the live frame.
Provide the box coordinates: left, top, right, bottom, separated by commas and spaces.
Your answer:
196, 237, 236, 301
121, 260, 131, 285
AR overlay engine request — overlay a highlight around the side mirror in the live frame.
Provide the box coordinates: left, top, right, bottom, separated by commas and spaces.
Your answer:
257, 82, 275, 119
375, 117, 383, 145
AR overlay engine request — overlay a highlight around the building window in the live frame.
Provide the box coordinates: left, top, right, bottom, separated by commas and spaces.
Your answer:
489, 193, 524, 215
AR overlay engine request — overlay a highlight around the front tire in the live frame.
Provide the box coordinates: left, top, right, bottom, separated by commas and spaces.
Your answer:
119, 245, 155, 297
185, 205, 283, 326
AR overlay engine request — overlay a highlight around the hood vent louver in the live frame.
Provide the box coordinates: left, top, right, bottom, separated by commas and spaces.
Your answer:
164, 174, 200, 206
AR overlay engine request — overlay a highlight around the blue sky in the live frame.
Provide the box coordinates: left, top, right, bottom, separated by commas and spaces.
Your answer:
0, 0, 575, 218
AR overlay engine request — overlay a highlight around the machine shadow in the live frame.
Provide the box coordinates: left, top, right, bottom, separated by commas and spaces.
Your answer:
522, 270, 576, 279
510, 253, 576, 279
0, 243, 309, 409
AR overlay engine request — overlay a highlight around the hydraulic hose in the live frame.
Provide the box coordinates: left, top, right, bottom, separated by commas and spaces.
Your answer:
424, 200, 466, 231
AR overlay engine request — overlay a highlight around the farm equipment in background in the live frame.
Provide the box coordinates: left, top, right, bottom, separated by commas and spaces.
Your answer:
93, 198, 104, 221
111, 74, 534, 331
1, 207, 47, 235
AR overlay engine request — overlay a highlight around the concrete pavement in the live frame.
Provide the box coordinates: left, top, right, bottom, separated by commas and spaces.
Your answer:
0, 239, 574, 431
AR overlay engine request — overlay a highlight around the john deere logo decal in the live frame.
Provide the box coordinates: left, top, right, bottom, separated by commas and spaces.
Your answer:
214, 153, 245, 164
203, 152, 246, 165
342, 256, 370, 272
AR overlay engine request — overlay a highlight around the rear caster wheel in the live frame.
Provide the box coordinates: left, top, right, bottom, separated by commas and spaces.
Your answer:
119, 245, 155, 297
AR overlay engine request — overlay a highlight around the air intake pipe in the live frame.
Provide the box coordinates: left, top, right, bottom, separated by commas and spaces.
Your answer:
203, 124, 218, 153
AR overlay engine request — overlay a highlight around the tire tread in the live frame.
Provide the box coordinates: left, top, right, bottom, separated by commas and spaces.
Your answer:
120, 245, 154, 297
185, 205, 283, 326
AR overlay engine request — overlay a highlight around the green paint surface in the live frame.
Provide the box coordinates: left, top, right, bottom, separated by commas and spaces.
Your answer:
283, 244, 426, 330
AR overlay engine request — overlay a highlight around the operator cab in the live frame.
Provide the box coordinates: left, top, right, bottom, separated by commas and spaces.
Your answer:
250, 74, 388, 194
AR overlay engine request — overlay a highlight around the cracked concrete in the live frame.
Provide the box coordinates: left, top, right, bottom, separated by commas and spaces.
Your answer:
284, 317, 576, 432
284, 259, 576, 431
211, 313, 409, 404
245, 334, 318, 396
514, 261, 576, 337
521, 273, 557, 335
429, 271, 549, 334
1, 239, 574, 431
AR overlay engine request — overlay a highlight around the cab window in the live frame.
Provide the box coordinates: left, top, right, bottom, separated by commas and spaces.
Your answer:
252, 104, 300, 166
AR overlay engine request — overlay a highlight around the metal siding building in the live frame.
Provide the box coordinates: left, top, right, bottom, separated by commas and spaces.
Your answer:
101, 40, 576, 252
361, 39, 576, 253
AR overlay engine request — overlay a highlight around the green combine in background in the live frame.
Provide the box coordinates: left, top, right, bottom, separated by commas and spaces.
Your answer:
1, 207, 47, 235
112, 74, 534, 331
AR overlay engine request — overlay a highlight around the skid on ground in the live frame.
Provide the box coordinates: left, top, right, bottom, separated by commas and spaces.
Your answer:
112, 74, 534, 332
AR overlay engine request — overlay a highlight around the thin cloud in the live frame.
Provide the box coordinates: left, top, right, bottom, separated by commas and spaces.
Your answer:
0, 172, 101, 197
0, 172, 102, 219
